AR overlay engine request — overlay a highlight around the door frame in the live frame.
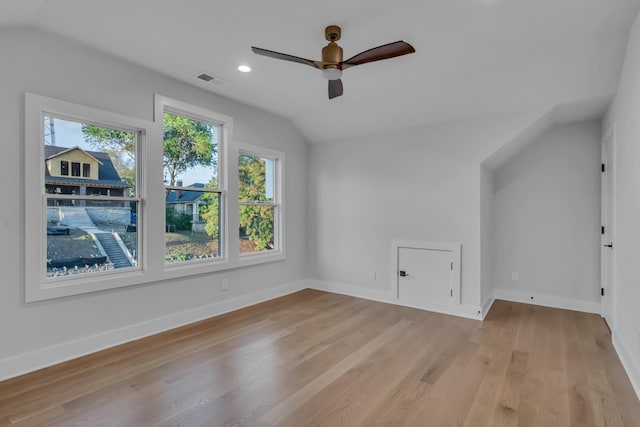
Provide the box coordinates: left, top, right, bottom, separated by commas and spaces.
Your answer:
601, 124, 617, 328
391, 240, 461, 305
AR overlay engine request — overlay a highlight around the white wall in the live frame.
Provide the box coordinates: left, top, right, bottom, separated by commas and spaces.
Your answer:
0, 27, 308, 378
491, 121, 602, 312
308, 111, 545, 315
603, 9, 640, 398
480, 165, 494, 312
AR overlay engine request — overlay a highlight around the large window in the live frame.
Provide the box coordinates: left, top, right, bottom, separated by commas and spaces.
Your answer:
25, 94, 285, 302
238, 145, 284, 256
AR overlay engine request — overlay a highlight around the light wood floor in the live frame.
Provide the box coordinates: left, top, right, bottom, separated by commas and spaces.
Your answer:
1, 290, 639, 426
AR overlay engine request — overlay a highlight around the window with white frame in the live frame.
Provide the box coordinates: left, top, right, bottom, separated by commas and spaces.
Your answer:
25, 93, 149, 302
238, 145, 284, 255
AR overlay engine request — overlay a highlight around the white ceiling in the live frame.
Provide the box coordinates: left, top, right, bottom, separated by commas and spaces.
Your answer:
2, 0, 639, 143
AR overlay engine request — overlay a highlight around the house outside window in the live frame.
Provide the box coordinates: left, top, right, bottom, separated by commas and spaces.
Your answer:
42, 122, 138, 269
60, 160, 69, 176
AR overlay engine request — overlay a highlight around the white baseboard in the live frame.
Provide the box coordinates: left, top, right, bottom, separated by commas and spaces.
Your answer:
308, 279, 482, 320
612, 331, 640, 401
0, 280, 307, 382
493, 288, 600, 314
481, 292, 495, 320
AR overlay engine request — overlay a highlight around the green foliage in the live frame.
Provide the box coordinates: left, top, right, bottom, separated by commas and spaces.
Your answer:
81, 125, 136, 160
82, 114, 218, 193
163, 113, 216, 186
199, 178, 220, 238
82, 125, 136, 195
165, 206, 192, 231
238, 154, 274, 251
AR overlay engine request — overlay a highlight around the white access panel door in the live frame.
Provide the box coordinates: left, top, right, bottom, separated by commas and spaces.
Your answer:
398, 247, 453, 307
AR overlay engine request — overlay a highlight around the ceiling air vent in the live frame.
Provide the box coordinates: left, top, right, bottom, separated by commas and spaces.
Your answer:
196, 73, 229, 87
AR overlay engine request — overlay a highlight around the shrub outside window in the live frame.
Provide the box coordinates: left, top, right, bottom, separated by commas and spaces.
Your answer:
238, 145, 284, 256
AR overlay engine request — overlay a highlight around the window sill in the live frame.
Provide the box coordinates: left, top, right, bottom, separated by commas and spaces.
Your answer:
26, 251, 286, 302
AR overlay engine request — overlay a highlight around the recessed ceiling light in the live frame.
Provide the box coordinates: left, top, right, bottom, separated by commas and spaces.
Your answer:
238, 65, 251, 73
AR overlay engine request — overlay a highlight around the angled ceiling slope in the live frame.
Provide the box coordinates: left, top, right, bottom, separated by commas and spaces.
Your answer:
482, 95, 613, 171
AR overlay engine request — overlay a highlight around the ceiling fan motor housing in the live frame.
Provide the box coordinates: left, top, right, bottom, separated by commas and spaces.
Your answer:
322, 42, 343, 69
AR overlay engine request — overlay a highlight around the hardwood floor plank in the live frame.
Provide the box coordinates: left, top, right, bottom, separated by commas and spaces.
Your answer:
355, 314, 468, 427
1, 292, 638, 427
562, 310, 599, 427
463, 303, 522, 426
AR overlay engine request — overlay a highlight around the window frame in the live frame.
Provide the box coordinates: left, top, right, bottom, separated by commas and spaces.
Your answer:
71, 161, 81, 177
60, 160, 69, 176
25, 93, 154, 302
157, 96, 230, 271
237, 143, 286, 263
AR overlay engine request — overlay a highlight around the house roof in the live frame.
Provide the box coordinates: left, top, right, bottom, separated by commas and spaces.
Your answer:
45, 146, 103, 165
44, 145, 129, 188
166, 183, 206, 203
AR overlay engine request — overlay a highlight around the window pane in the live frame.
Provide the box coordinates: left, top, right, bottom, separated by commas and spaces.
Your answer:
165, 191, 221, 262
46, 199, 138, 277
239, 205, 274, 253
238, 151, 277, 254
238, 154, 274, 202
163, 112, 220, 265
43, 116, 138, 279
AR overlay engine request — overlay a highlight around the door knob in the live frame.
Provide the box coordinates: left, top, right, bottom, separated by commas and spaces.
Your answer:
603, 243, 613, 248
399, 270, 409, 277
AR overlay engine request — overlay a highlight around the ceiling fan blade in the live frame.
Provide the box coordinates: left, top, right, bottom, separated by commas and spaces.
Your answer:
251, 47, 319, 69
341, 41, 415, 69
328, 79, 343, 99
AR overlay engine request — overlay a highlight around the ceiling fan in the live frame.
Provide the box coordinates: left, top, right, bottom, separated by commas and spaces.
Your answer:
251, 25, 416, 100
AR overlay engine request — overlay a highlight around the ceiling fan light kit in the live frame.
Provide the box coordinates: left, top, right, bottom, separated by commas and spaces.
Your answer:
322, 68, 342, 80
252, 25, 415, 99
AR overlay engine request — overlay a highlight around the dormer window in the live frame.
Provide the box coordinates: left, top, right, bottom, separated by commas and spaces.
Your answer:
71, 162, 81, 177
83, 163, 90, 177
60, 160, 69, 176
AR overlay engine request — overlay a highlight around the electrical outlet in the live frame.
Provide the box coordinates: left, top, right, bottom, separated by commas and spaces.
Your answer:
221, 278, 228, 291
511, 271, 519, 281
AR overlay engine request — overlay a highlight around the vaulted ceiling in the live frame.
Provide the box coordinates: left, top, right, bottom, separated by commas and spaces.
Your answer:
2, 0, 639, 143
